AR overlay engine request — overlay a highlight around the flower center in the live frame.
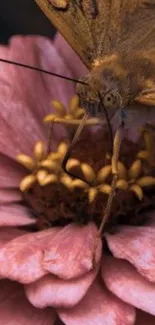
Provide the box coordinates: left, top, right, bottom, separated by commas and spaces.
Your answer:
17, 96, 155, 233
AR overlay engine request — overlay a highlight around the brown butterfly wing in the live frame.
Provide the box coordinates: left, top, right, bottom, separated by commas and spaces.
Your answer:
35, 0, 95, 68
35, 0, 155, 70
115, 1, 155, 53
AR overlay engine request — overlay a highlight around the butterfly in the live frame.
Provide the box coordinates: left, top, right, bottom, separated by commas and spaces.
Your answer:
35, 0, 155, 121
33, 0, 155, 229
34, 0, 155, 158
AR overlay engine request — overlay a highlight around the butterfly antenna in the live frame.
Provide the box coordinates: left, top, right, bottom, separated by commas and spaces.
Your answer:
0, 58, 87, 85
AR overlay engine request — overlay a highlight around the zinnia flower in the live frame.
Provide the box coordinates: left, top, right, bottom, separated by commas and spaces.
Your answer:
0, 33, 155, 325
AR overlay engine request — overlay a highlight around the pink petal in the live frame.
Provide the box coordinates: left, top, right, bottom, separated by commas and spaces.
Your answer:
0, 154, 25, 188
43, 222, 102, 279
0, 279, 56, 325
135, 310, 155, 325
0, 227, 26, 247
0, 227, 25, 280
0, 223, 101, 283
25, 268, 97, 308
58, 278, 135, 325
105, 225, 155, 282
0, 35, 75, 159
0, 188, 22, 203
0, 204, 36, 226
54, 34, 88, 79
36, 36, 77, 105
0, 228, 59, 283
102, 256, 155, 316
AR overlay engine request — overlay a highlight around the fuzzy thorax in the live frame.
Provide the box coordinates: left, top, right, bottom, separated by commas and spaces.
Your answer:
76, 54, 130, 121
76, 50, 155, 128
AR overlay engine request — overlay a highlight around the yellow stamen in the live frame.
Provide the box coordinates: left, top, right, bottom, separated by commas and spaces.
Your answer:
81, 163, 96, 183
37, 170, 48, 185
137, 150, 149, 160
88, 187, 98, 203
40, 159, 59, 172
130, 184, 143, 200
48, 152, 62, 161
60, 174, 73, 189
19, 174, 37, 191
51, 100, 66, 117
116, 179, 128, 190
34, 141, 45, 161
58, 141, 69, 156
128, 159, 142, 180
118, 161, 127, 179
99, 184, 112, 195
66, 158, 80, 170
66, 158, 81, 177
97, 165, 112, 183
72, 179, 88, 189
43, 114, 56, 123
136, 176, 155, 187
69, 95, 79, 115
41, 174, 58, 186
16, 154, 35, 170
74, 108, 85, 119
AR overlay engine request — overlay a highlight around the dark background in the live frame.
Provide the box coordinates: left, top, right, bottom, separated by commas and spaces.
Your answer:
0, 0, 56, 44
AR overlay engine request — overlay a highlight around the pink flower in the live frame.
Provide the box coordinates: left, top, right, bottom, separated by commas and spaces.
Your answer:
0, 33, 154, 325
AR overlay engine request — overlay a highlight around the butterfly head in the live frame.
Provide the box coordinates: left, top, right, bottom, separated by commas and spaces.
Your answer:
76, 69, 123, 119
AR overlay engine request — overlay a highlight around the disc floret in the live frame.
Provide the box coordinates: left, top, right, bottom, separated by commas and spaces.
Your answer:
16, 95, 155, 230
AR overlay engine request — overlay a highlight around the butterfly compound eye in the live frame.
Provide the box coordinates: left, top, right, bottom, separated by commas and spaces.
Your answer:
103, 91, 121, 109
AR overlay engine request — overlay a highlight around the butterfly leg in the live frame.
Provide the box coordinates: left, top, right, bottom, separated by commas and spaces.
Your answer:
91, 118, 125, 268
92, 122, 124, 267
99, 123, 125, 235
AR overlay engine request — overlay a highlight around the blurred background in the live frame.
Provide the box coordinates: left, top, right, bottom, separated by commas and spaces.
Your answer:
0, 0, 56, 44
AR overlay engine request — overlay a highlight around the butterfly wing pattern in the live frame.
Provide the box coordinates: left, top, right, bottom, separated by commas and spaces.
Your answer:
35, 0, 155, 106
35, 0, 95, 68
35, 1, 155, 60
